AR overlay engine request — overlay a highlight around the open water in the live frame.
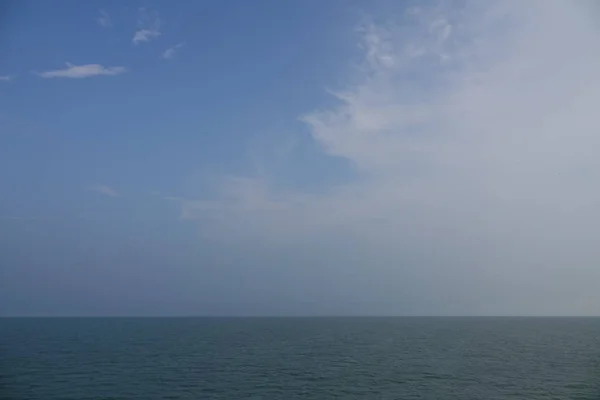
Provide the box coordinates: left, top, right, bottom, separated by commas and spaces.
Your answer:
2, 317, 600, 399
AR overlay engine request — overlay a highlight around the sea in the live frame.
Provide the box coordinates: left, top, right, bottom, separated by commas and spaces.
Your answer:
1, 317, 599, 399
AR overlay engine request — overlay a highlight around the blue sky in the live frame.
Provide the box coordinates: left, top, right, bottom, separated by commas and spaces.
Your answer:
1, 0, 358, 204
0, 0, 369, 316
2, 1, 600, 316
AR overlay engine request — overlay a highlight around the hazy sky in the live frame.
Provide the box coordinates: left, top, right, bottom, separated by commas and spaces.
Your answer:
2, 0, 600, 316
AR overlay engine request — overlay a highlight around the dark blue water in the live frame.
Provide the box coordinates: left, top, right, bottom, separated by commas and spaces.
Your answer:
2, 317, 599, 399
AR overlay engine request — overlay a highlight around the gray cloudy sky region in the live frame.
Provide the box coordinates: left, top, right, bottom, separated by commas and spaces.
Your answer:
174, 1, 600, 316
2, 1, 600, 316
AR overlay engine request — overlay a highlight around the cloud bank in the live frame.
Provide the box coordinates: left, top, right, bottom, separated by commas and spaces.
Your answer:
175, 1, 600, 315
38, 63, 127, 79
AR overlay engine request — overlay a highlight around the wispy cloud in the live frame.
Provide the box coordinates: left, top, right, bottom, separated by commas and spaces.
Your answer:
162, 42, 184, 59
37, 63, 127, 79
97, 9, 112, 28
0, 75, 13, 82
173, 1, 600, 315
133, 29, 160, 45
87, 185, 122, 198
132, 8, 162, 45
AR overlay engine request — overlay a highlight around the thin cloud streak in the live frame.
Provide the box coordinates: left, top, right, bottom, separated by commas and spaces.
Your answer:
132, 8, 161, 44
87, 185, 122, 198
0, 75, 13, 81
162, 42, 184, 59
38, 63, 127, 79
175, 1, 600, 315
97, 10, 112, 28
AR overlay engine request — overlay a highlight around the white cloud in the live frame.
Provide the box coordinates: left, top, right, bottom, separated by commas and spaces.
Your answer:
162, 42, 184, 59
97, 10, 112, 28
175, 1, 600, 315
38, 63, 127, 79
132, 8, 162, 44
133, 29, 160, 44
87, 185, 122, 198
0, 76, 13, 82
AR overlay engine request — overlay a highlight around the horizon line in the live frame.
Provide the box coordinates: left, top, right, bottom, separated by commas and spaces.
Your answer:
2, 315, 599, 318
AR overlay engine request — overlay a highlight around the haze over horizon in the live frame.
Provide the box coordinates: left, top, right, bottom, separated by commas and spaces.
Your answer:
2, 0, 600, 317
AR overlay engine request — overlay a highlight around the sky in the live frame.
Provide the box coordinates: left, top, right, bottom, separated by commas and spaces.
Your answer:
1, 0, 600, 317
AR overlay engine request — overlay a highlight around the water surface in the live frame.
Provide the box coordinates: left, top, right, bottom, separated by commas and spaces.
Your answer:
2, 317, 599, 399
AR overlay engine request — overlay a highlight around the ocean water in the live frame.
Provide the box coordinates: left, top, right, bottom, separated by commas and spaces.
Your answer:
1, 317, 599, 399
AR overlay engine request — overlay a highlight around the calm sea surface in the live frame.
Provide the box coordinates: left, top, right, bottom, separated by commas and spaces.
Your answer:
1, 317, 599, 399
